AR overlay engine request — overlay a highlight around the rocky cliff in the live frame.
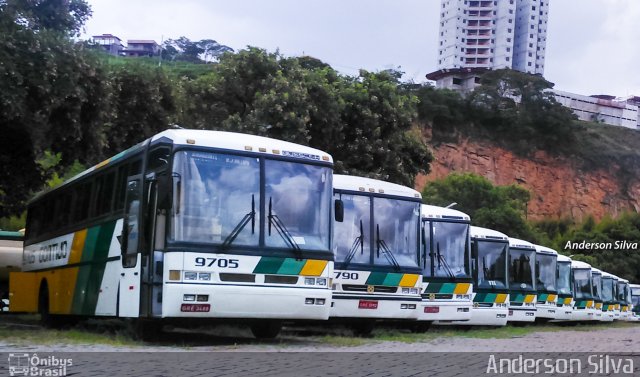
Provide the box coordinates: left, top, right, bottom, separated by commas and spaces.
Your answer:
415, 138, 640, 221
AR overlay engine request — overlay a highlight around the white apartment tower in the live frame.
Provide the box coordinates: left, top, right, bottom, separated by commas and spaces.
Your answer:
428, 0, 549, 92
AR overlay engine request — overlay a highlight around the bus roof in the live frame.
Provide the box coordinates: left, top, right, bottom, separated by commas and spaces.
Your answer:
152, 129, 333, 163
571, 260, 592, 269
534, 244, 558, 255
333, 175, 421, 199
421, 204, 470, 222
618, 277, 629, 284
470, 226, 508, 241
556, 254, 572, 263
31, 129, 334, 202
508, 237, 536, 250
601, 271, 617, 280
630, 283, 640, 289
591, 267, 603, 275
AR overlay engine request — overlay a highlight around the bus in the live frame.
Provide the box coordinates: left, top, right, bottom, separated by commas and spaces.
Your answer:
570, 260, 595, 322
10, 129, 335, 339
418, 205, 472, 326
533, 245, 558, 322
617, 278, 632, 321
630, 283, 640, 321
0, 230, 23, 311
330, 175, 422, 334
590, 268, 604, 321
507, 238, 537, 323
466, 226, 509, 326
600, 271, 617, 322
553, 253, 573, 321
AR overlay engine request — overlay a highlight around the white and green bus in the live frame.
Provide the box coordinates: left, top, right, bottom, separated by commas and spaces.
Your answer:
600, 271, 618, 322
533, 245, 558, 322
553, 253, 573, 321
617, 277, 632, 321
570, 260, 596, 322
630, 283, 640, 321
418, 205, 473, 325
507, 237, 537, 323
330, 175, 422, 334
466, 226, 510, 326
10, 129, 335, 338
590, 268, 604, 321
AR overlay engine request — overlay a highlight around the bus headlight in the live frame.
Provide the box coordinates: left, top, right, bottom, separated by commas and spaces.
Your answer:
456, 294, 471, 300
198, 272, 211, 281
316, 278, 327, 286
402, 288, 410, 294
410, 288, 419, 295
304, 278, 315, 286
184, 272, 197, 281
183, 294, 196, 301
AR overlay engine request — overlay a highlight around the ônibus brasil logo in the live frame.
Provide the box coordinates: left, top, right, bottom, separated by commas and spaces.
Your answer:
7, 353, 72, 377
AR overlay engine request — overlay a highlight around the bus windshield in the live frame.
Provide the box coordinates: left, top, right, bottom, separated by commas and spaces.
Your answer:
591, 273, 602, 300
573, 269, 592, 300
617, 282, 627, 302
171, 150, 331, 252
334, 193, 371, 265
428, 221, 470, 279
536, 253, 557, 292
508, 248, 535, 290
602, 277, 614, 302
556, 262, 572, 295
474, 240, 508, 290
372, 197, 420, 268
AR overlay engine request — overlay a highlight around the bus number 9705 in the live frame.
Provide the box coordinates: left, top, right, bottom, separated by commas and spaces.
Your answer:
195, 257, 239, 268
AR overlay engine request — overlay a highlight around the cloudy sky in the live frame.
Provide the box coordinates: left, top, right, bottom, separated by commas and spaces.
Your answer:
82, 0, 640, 97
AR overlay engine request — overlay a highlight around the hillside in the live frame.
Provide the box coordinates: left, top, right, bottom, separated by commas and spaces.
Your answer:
416, 121, 640, 222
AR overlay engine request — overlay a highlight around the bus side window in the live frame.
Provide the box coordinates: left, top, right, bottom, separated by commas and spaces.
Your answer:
122, 177, 142, 268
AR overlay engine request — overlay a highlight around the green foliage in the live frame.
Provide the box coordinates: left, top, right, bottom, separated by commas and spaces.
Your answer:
161, 36, 233, 63
422, 173, 539, 241
533, 213, 640, 282
1, 0, 92, 36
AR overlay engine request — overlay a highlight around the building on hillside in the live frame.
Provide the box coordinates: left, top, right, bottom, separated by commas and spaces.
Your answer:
124, 40, 160, 57
551, 90, 639, 130
427, 0, 550, 92
91, 34, 125, 56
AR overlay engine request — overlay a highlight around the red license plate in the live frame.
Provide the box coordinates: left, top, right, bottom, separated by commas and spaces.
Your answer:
181, 303, 211, 312
358, 300, 378, 309
424, 306, 440, 313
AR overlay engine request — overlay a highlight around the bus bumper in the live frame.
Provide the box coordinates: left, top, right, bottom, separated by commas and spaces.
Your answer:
536, 303, 557, 320
550, 305, 573, 321
418, 300, 472, 322
570, 308, 595, 321
329, 295, 420, 320
508, 307, 536, 322
162, 283, 331, 320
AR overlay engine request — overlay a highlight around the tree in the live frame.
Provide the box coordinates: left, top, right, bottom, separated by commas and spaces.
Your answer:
162, 36, 233, 63
422, 173, 537, 240
1, 0, 92, 36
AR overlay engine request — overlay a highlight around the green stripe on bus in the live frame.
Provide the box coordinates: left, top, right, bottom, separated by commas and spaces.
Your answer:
365, 272, 387, 286
381, 273, 403, 286
72, 221, 116, 315
253, 257, 285, 274
277, 258, 306, 275
423, 282, 456, 294
538, 293, 548, 302
512, 293, 525, 303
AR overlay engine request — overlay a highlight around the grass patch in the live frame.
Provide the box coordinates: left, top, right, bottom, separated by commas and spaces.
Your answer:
315, 335, 368, 347
0, 326, 140, 347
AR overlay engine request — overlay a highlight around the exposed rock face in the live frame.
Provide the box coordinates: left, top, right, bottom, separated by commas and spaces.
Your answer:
415, 139, 640, 221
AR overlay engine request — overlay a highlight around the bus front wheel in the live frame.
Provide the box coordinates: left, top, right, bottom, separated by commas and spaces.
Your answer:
250, 320, 282, 339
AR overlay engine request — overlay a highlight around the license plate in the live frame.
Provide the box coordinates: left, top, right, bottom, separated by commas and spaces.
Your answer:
509, 309, 513, 316
424, 306, 439, 313
181, 303, 211, 312
358, 300, 378, 309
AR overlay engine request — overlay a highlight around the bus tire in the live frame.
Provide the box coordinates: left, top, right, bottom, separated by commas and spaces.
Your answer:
410, 321, 431, 333
38, 282, 60, 328
250, 320, 282, 339
352, 320, 375, 337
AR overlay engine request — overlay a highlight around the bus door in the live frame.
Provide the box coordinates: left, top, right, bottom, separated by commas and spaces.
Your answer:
119, 175, 143, 317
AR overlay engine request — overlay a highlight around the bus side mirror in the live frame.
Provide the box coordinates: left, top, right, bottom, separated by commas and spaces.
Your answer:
334, 199, 344, 222
157, 174, 173, 210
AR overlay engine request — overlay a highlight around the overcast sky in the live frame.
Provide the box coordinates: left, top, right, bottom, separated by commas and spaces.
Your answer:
82, 0, 640, 97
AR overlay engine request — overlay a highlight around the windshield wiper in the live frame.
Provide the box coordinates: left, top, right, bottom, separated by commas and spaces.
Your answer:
436, 243, 455, 278
221, 194, 256, 249
342, 219, 364, 268
268, 197, 302, 258
376, 224, 400, 272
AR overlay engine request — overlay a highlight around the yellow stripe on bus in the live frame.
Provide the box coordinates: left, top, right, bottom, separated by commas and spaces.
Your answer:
496, 293, 508, 303
399, 274, 419, 287
68, 229, 88, 264
524, 294, 536, 304
300, 260, 327, 276
454, 283, 471, 294
547, 294, 557, 303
